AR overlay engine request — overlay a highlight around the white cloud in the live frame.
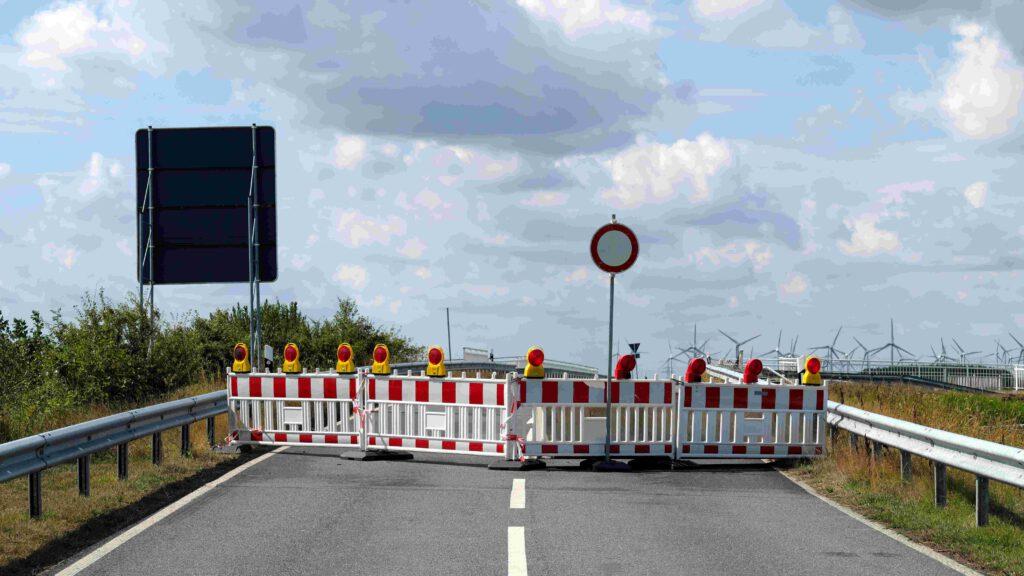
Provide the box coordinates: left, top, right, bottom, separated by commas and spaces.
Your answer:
964, 181, 988, 208
331, 134, 367, 169
779, 273, 808, 297
414, 267, 432, 280
42, 242, 78, 268
691, 0, 769, 21
0, 163, 10, 179
564, 266, 589, 284
398, 237, 427, 259
690, 0, 860, 49
838, 214, 900, 256
827, 5, 863, 48
389, 299, 402, 314
333, 264, 368, 291
601, 133, 731, 206
692, 242, 773, 272
521, 192, 569, 207
333, 210, 406, 247
517, 0, 654, 38
939, 23, 1024, 139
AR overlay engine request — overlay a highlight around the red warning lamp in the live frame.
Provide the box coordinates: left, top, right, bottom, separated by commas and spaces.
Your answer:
282, 343, 301, 374
371, 344, 391, 375
528, 348, 544, 367
614, 354, 636, 379
802, 356, 823, 385
524, 347, 545, 378
742, 358, 763, 384
336, 343, 355, 374
684, 357, 706, 383
807, 357, 821, 374
231, 343, 251, 373
426, 345, 446, 377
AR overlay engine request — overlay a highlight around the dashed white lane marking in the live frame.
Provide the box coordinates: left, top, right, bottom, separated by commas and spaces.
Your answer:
510, 478, 525, 509
57, 446, 287, 576
508, 526, 528, 576
779, 469, 982, 576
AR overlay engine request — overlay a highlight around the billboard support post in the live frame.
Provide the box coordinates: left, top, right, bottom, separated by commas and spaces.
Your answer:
247, 124, 263, 368
138, 125, 156, 354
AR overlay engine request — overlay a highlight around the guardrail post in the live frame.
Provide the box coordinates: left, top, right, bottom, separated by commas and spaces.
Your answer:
29, 471, 42, 519
206, 416, 216, 447
117, 443, 128, 479
78, 455, 90, 496
976, 476, 989, 527
180, 424, 191, 456
152, 432, 163, 464
848, 431, 858, 452
934, 462, 947, 507
899, 450, 912, 483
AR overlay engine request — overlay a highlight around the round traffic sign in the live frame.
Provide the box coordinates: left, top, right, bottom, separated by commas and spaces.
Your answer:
590, 222, 639, 274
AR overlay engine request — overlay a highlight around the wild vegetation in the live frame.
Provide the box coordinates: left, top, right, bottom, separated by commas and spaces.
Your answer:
0, 292, 421, 443
794, 382, 1024, 575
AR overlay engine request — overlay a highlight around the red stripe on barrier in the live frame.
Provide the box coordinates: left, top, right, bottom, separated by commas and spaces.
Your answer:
541, 381, 558, 404
762, 388, 775, 409
706, 387, 720, 409
816, 390, 824, 411
497, 383, 505, 406
251, 431, 263, 441
248, 377, 262, 397
442, 440, 456, 451
519, 381, 526, 404
789, 389, 803, 410
684, 386, 692, 408
324, 378, 337, 399
705, 445, 719, 454
732, 445, 747, 455
231, 376, 238, 396
760, 446, 774, 455
368, 378, 376, 400
350, 435, 358, 445
274, 377, 286, 398
469, 382, 483, 405
634, 444, 650, 454
416, 380, 429, 403
442, 382, 456, 404
389, 437, 403, 447
681, 444, 690, 454
610, 444, 620, 454
734, 388, 748, 409
610, 381, 620, 403
324, 434, 338, 444
572, 381, 589, 403
349, 378, 357, 401
389, 379, 403, 401
634, 381, 649, 403
664, 383, 672, 404
541, 444, 558, 454
299, 434, 313, 443
664, 444, 672, 453
573, 445, 590, 454
497, 444, 505, 453
298, 378, 311, 399
469, 442, 484, 452
275, 433, 287, 442
369, 437, 377, 446
788, 446, 801, 455
416, 439, 429, 449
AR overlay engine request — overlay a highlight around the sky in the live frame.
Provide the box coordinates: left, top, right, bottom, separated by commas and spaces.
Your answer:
1, 0, 1024, 372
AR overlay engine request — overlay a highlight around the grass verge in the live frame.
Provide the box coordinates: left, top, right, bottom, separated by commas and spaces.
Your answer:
791, 382, 1024, 576
0, 381, 247, 575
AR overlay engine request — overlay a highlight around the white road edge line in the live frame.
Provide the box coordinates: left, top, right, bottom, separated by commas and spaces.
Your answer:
508, 526, 528, 576
777, 469, 983, 576
56, 446, 287, 576
510, 478, 525, 509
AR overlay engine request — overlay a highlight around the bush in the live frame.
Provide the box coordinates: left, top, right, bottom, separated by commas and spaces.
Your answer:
0, 292, 420, 442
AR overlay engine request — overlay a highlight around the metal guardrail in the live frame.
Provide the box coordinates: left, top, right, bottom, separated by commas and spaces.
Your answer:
0, 391, 228, 518
826, 400, 1024, 526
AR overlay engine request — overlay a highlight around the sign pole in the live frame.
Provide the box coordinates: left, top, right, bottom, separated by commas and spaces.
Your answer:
605, 271, 614, 463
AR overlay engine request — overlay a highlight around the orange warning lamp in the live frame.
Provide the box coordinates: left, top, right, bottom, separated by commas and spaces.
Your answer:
426, 346, 446, 377
684, 357, 706, 383
336, 343, 355, 374
232, 343, 251, 373
802, 356, 822, 385
371, 344, 391, 375
742, 358, 763, 384
282, 343, 301, 374
524, 347, 544, 378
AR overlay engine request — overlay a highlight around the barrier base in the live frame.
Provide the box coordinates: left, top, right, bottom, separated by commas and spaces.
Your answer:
213, 443, 253, 454
340, 449, 414, 461
488, 459, 547, 471
628, 456, 673, 471
592, 459, 632, 473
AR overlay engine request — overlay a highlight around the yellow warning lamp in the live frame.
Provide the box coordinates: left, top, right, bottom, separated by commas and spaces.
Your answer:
371, 343, 391, 375
231, 343, 251, 373
336, 343, 356, 374
282, 343, 301, 374
802, 356, 823, 385
523, 347, 544, 378
426, 346, 446, 377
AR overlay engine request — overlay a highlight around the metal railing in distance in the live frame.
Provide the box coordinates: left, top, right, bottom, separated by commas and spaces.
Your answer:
227, 373, 361, 447
0, 391, 227, 518
516, 378, 675, 457
827, 400, 1024, 526
363, 373, 510, 455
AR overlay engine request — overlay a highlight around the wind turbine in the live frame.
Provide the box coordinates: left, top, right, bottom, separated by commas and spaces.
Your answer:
869, 319, 913, 365
1008, 333, 1024, 364
810, 326, 845, 369
760, 330, 786, 357
677, 325, 711, 360
851, 336, 873, 371
718, 329, 759, 367
950, 338, 981, 363
787, 335, 799, 357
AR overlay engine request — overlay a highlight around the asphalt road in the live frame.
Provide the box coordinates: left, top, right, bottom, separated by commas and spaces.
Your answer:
57, 448, 965, 576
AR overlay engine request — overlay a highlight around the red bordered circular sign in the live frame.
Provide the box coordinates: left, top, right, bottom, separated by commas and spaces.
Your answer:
590, 222, 639, 274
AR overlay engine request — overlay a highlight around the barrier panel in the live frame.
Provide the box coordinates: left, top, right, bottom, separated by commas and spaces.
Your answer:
228, 373, 362, 447
515, 378, 676, 457
363, 374, 511, 456
677, 382, 827, 458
